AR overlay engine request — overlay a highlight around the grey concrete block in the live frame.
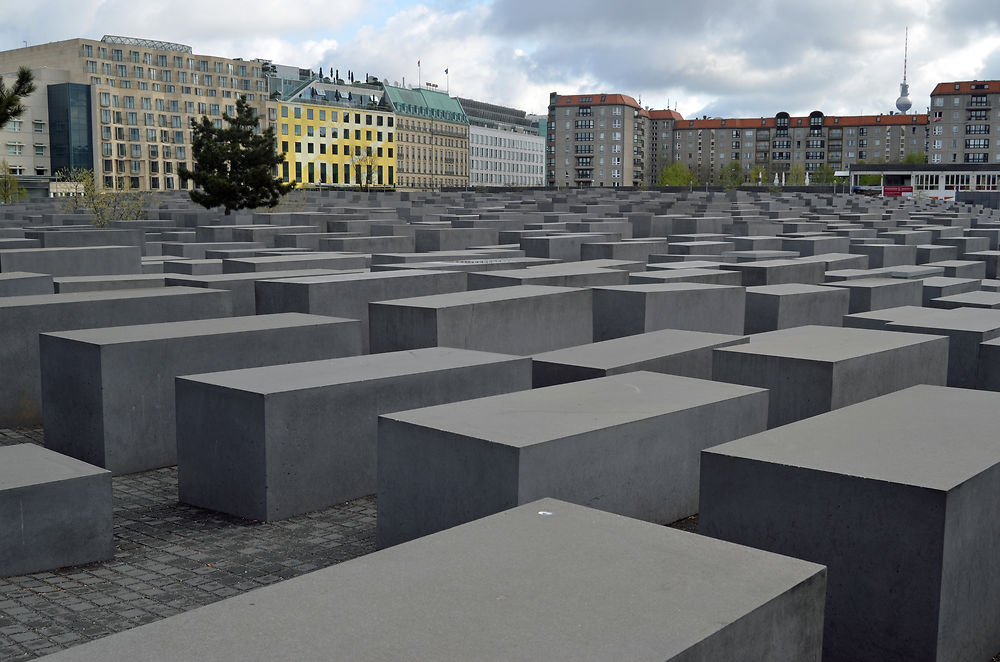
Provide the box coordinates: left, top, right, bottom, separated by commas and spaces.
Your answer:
925, 259, 988, 279
592, 283, 745, 340
467, 263, 628, 290
160, 242, 265, 259
848, 243, 917, 268
414, 227, 499, 252
0, 271, 53, 296
978, 337, 1000, 391
53, 274, 165, 293
781, 236, 850, 256
30, 498, 826, 662
176, 347, 531, 521
628, 268, 744, 286
0, 246, 141, 277
163, 269, 356, 316
920, 277, 983, 306
520, 233, 616, 262
744, 284, 850, 334
0, 287, 232, 427
0, 444, 112, 577
255, 270, 466, 352
719, 259, 826, 286
531, 328, 748, 387
221, 253, 368, 273
887, 308, 1000, 388
161, 259, 223, 275
378, 372, 768, 547
964, 250, 1000, 279
712, 325, 949, 427
930, 290, 1000, 310
916, 244, 959, 264
822, 277, 923, 313
369, 285, 592, 355
40, 313, 362, 474
700, 385, 1000, 662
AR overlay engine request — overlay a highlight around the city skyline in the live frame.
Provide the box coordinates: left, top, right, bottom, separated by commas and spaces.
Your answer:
1, 1, 998, 120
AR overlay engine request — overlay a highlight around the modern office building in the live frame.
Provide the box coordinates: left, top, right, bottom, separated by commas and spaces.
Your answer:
546, 92, 649, 188
929, 80, 1000, 165
381, 85, 469, 190
458, 97, 544, 187
0, 36, 273, 192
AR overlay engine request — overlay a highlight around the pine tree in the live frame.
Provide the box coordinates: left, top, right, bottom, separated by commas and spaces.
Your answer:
0, 67, 36, 128
179, 97, 293, 215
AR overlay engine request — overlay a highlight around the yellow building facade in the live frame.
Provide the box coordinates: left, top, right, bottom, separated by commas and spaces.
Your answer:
277, 100, 395, 189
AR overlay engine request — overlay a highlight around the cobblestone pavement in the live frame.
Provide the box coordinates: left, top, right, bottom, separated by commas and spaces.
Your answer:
0, 427, 376, 661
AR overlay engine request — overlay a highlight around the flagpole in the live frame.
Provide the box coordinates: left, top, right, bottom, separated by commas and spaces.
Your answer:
417, 60, 421, 89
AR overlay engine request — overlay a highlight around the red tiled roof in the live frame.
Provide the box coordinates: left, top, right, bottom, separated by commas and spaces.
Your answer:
931, 80, 1000, 95
553, 93, 641, 109
648, 109, 684, 121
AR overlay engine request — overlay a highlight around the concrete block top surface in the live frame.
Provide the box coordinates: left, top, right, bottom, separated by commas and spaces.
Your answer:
844, 305, 946, 326
32, 498, 824, 662
164, 269, 351, 284
888, 307, 1000, 333
719, 325, 946, 362
704, 385, 1000, 491
0, 286, 223, 309
594, 282, 740, 294
0, 271, 48, 280
0, 443, 108, 491
375, 284, 583, 309
179, 347, 524, 395
383, 371, 766, 448
532, 329, 747, 369
746, 284, 843, 296
266, 269, 453, 285
41, 313, 352, 346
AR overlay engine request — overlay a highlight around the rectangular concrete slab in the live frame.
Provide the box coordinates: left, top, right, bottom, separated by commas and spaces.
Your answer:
700, 385, 1000, 662
744, 284, 850, 334
255, 269, 466, 352
592, 283, 746, 340
0, 287, 233, 427
713, 325, 949, 427
378, 371, 768, 547
531, 328, 748, 387
32, 498, 826, 662
0, 444, 112, 577
369, 285, 593, 355
176, 347, 532, 522
40, 313, 363, 474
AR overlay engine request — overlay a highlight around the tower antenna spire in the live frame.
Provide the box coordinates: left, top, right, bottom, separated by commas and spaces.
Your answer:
895, 26, 912, 113
903, 26, 908, 85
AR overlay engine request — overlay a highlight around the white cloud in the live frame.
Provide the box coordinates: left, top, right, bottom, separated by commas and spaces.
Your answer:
3, 0, 1000, 120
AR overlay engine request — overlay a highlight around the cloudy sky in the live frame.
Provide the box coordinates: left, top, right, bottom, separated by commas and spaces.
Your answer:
3, 0, 999, 119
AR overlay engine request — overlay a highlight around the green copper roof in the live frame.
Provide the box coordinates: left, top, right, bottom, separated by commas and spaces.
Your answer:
382, 85, 468, 124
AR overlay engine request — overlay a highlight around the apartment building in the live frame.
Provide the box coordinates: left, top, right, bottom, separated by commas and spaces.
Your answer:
381, 85, 469, 190
648, 108, 682, 183
0, 36, 273, 191
670, 111, 928, 184
546, 93, 649, 188
458, 97, 544, 187
929, 80, 1000, 165
274, 79, 396, 189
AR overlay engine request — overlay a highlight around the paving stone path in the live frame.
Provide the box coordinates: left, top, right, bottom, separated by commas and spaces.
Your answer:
0, 427, 376, 661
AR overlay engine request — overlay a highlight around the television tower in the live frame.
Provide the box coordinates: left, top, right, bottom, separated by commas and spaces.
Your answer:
895, 27, 913, 113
